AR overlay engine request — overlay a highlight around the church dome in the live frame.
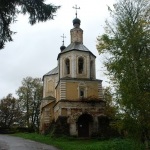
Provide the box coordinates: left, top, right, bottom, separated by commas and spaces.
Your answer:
60, 45, 66, 51
73, 18, 81, 27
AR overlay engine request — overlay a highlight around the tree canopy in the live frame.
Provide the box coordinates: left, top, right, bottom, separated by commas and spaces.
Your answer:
0, 0, 60, 49
16, 76, 43, 131
97, 0, 150, 145
0, 94, 22, 128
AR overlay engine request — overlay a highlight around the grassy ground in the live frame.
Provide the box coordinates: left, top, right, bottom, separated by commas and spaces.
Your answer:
13, 133, 144, 150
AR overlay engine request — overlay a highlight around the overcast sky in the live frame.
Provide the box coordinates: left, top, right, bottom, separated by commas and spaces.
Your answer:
0, 0, 115, 99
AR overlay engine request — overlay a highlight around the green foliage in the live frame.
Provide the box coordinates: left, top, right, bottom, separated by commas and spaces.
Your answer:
52, 116, 70, 136
0, 94, 22, 128
103, 87, 121, 134
97, 0, 150, 143
0, 0, 60, 49
16, 76, 43, 131
14, 133, 145, 150
103, 87, 118, 119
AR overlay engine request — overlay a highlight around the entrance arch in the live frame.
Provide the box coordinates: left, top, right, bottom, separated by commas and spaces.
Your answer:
77, 114, 93, 137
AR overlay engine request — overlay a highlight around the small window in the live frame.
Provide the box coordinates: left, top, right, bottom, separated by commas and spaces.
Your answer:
80, 89, 84, 98
65, 59, 70, 74
78, 57, 84, 74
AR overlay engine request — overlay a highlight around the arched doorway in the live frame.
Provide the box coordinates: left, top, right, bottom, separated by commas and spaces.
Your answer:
77, 114, 93, 137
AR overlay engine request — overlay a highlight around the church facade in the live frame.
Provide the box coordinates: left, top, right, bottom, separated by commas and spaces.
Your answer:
40, 16, 106, 137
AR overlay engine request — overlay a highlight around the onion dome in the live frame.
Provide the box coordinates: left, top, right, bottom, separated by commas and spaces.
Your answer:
73, 18, 81, 25
72, 5, 80, 27
73, 18, 81, 28
60, 45, 66, 51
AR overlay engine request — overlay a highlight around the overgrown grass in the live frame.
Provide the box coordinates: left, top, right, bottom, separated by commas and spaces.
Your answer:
13, 133, 144, 150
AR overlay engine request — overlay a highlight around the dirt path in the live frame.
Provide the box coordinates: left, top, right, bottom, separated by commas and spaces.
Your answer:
0, 134, 59, 150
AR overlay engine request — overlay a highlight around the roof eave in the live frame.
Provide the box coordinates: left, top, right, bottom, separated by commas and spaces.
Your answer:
57, 49, 96, 60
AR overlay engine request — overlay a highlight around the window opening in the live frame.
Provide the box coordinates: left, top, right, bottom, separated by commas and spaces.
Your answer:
80, 89, 84, 98
65, 59, 70, 74
78, 57, 84, 74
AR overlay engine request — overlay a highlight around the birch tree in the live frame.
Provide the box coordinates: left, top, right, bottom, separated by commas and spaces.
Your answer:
97, 0, 150, 146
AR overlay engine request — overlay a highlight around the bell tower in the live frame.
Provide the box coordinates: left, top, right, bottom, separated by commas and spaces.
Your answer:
57, 5, 96, 80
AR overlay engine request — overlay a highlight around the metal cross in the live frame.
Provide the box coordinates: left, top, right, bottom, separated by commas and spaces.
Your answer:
61, 34, 66, 46
73, 5, 80, 18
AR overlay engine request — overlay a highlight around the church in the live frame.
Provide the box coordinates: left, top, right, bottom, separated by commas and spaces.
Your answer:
40, 9, 106, 137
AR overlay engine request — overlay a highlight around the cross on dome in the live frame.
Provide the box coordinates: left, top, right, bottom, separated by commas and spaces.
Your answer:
73, 5, 80, 18
60, 34, 66, 51
61, 34, 66, 46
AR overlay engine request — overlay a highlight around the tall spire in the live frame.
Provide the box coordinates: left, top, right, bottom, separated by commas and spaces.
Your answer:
60, 34, 66, 51
73, 5, 80, 18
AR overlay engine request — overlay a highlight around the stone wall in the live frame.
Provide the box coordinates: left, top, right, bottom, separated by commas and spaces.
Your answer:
43, 74, 58, 98
54, 100, 105, 136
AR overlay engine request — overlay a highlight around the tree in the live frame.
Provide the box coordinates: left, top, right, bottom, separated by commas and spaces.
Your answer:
103, 87, 118, 121
16, 77, 43, 131
0, 0, 60, 49
0, 94, 22, 128
97, 0, 150, 146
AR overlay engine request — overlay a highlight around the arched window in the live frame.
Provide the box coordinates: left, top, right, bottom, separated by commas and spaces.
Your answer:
65, 58, 70, 74
78, 57, 84, 74
80, 88, 84, 99
47, 80, 53, 92
78, 82, 87, 99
